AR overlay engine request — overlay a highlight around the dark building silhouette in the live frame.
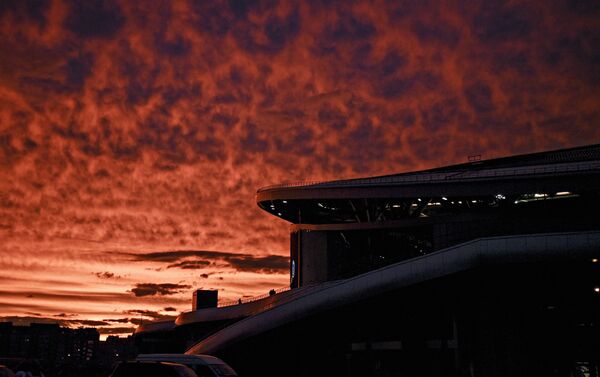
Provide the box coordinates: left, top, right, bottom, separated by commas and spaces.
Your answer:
0, 322, 100, 375
136, 144, 600, 377
97, 335, 137, 370
193, 290, 219, 310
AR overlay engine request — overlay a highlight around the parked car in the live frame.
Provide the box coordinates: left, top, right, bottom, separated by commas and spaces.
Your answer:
0, 366, 15, 377
136, 354, 237, 377
5, 361, 44, 377
110, 361, 197, 377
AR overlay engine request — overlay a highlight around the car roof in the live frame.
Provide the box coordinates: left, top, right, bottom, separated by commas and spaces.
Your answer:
136, 354, 226, 365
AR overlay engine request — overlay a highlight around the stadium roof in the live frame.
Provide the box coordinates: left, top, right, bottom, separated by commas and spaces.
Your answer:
256, 144, 600, 224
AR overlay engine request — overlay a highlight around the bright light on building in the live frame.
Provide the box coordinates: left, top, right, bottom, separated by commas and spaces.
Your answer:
442, 197, 448, 201
555, 192, 571, 196
595, 287, 600, 293
592, 259, 599, 263
495, 194, 506, 200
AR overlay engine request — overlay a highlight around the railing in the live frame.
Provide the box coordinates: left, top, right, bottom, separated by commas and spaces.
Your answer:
256, 161, 600, 193
217, 286, 291, 308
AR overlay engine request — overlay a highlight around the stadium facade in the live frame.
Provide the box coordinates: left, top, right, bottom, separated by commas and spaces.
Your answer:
136, 144, 600, 377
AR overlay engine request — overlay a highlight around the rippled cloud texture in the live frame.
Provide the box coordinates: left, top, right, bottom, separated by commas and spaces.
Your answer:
1, 0, 599, 337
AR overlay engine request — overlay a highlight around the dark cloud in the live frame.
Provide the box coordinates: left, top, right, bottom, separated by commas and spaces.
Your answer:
234, 8, 301, 54
326, 13, 376, 42
0, 289, 131, 303
130, 283, 191, 297
0, 316, 109, 328
64, 0, 125, 39
464, 82, 495, 114
54, 313, 77, 318
471, 1, 533, 43
421, 99, 465, 132
167, 260, 211, 270
411, 20, 461, 46
155, 34, 191, 56
72, 319, 111, 326
226, 254, 289, 274
375, 50, 408, 77
0, 0, 50, 26
97, 326, 136, 335
239, 123, 270, 153
94, 271, 120, 279
376, 72, 440, 99
103, 317, 131, 323
338, 119, 389, 174
103, 310, 178, 325
228, 0, 257, 20
191, 2, 233, 36
0, 316, 63, 327
566, 0, 600, 14
125, 249, 288, 274
125, 309, 177, 322
64, 53, 95, 90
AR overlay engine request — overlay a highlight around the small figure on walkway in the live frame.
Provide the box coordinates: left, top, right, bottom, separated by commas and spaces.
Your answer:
238, 298, 242, 304
269, 289, 276, 296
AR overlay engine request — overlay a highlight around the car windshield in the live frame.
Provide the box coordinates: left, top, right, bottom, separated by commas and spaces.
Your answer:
209, 364, 237, 376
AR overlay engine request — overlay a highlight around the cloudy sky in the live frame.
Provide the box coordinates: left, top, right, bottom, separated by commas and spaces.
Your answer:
0, 0, 598, 338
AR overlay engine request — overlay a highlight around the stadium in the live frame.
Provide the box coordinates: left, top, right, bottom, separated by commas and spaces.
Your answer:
136, 144, 600, 377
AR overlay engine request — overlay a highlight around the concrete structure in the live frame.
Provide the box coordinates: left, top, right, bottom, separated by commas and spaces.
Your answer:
136, 144, 600, 377
192, 290, 218, 311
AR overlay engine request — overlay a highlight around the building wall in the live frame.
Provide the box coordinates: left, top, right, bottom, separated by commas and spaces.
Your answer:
215, 261, 600, 377
300, 230, 328, 286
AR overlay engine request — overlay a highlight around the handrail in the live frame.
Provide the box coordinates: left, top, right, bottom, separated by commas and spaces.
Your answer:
256, 161, 600, 193
217, 286, 291, 308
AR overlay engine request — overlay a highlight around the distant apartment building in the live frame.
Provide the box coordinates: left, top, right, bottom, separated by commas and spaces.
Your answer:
0, 322, 99, 368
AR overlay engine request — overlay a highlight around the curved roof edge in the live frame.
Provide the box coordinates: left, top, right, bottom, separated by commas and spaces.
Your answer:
256, 144, 600, 204
186, 230, 600, 355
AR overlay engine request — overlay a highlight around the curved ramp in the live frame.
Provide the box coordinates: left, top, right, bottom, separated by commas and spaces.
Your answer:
187, 231, 600, 355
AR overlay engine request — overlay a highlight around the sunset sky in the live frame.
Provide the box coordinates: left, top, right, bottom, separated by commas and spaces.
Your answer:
0, 0, 599, 338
